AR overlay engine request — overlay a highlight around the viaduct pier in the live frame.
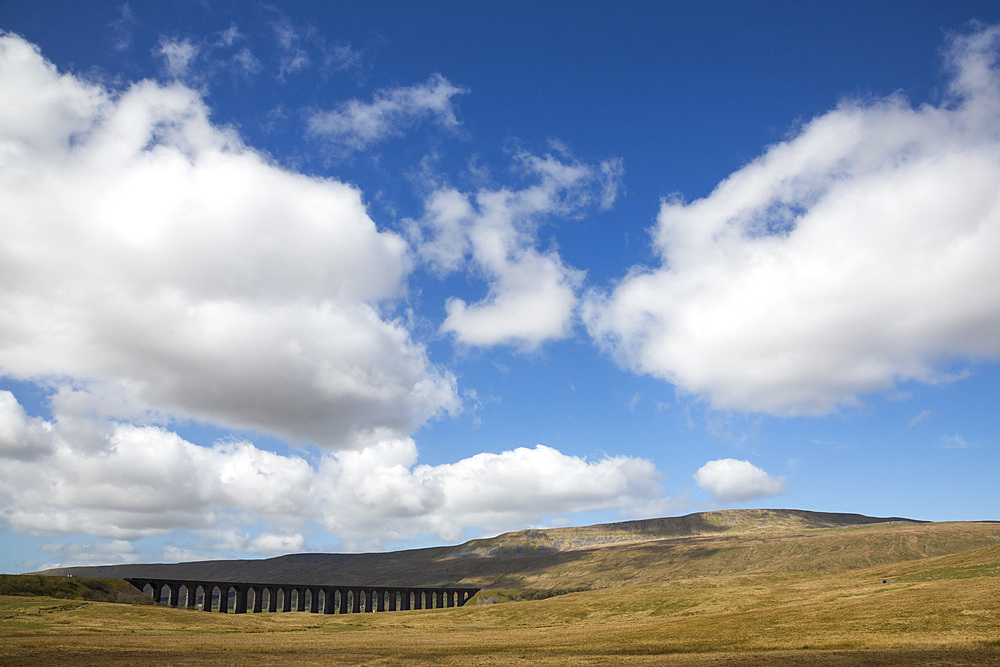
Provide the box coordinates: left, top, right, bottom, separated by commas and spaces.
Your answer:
126, 577, 479, 614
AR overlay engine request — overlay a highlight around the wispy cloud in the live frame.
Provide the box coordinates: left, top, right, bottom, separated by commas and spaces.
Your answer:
268, 13, 360, 80
153, 27, 261, 84
272, 17, 310, 76
307, 74, 467, 150
215, 25, 261, 77
109, 2, 137, 51
157, 37, 198, 79
941, 433, 978, 449
907, 409, 934, 431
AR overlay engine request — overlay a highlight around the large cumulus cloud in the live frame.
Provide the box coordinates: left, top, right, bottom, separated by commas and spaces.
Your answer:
584, 25, 1000, 415
0, 32, 458, 448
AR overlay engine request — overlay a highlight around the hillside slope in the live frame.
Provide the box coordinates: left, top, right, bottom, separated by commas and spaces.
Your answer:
35, 509, 977, 590
10, 509, 1000, 665
8, 542, 1000, 666
0, 574, 151, 603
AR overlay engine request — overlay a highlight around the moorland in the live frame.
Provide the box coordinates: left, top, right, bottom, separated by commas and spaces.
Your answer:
3, 508, 999, 665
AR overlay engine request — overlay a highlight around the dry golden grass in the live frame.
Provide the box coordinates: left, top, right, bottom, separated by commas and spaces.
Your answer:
5, 521, 1000, 665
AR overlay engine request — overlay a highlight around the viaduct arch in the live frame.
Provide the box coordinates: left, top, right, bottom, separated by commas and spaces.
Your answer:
126, 578, 479, 614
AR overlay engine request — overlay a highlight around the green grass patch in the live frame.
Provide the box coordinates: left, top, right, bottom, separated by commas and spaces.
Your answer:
471, 587, 587, 605
0, 575, 150, 604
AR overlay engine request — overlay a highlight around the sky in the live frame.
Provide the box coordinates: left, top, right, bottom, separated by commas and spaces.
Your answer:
1, 1, 999, 573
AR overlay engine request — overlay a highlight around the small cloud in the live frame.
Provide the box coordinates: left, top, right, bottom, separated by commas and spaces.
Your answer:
154, 30, 262, 85
262, 9, 361, 81
693, 458, 787, 502
217, 25, 241, 48
599, 157, 625, 209
907, 409, 934, 431
272, 19, 310, 77
248, 532, 306, 555
941, 433, 977, 449
109, 3, 137, 52
411, 150, 623, 349
322, 43, 362, 74
156, 37, 198, 80
214, 25, 261, 78
231, 47, 262, 77
307, 74, 468, 151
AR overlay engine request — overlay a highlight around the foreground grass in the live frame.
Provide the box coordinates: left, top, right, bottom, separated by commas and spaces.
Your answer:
4, 544, 999, 665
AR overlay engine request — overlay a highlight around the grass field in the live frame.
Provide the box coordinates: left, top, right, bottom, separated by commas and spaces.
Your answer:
5, 519, 1000, 665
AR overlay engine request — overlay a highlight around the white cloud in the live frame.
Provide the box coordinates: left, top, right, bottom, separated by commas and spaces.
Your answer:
584, 25, 1000, 415
693, 458, 787, 502
0, 33, 458, 448
0, 33, 662, 567
231, 47, 262, 77
307, 74, 467, 150
413, 151, 624, 349
907, 409, 934, 431
0, 391, 55, 460
248, 531, 306, 555
272, 18, 311, 77
265, 12, 359, 80
156, 37, 198, 79
442, 249, 583, 348
941, 433, 977, 449
166, 528, 307, 559
322, 43, 362, 74
110, 3, 137, 52
151, 29, 262, 85
213, 26, 261, 78
408, 444, 665, 540
0, 392, 671, 557
0, 408, 325, 541
312, 440, 669, 547
39, 539, 140, 569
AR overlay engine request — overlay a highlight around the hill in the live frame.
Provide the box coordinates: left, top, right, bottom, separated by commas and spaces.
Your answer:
34, 509, 956, 589
8, 509, 1000, 664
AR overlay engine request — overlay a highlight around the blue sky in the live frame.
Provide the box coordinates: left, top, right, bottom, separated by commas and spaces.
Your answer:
1, 1, 999, 573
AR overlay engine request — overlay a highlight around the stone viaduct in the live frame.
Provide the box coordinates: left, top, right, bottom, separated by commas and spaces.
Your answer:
126, 577, 479, 614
